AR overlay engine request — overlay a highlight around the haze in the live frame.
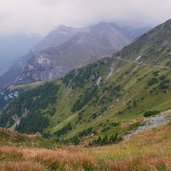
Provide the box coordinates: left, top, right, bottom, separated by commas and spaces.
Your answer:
0, 0, 171, 36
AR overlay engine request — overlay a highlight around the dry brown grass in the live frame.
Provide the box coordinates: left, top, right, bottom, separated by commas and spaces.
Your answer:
0, 124, 170, 171
32, 148, 97, 170
90, 124, 171, 170
105, 156, 171, 171
0, 146, 97, 170
0, 161, 44, 171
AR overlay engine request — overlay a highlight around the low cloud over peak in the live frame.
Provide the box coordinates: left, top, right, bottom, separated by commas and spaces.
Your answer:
0, 0, 171, 35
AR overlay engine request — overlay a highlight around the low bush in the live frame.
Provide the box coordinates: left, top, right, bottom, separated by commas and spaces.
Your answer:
54, 123, 73, 137
147, 78, 158, 86
111, 122, 120, 127
89, 133, 122, 146
144, 110, 159, 117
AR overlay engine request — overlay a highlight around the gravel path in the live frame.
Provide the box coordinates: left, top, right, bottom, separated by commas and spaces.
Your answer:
115, 57, 171, 70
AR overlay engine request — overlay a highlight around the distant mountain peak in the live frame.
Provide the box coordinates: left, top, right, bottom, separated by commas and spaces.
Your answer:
0, 22, 149, 88
57, 25, 76, 31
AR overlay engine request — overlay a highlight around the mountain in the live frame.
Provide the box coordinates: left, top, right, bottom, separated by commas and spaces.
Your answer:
32, 25, 81, 52
0, 34, 42, 75
0, 22, 149, 88
0, 19, 170, 146
114, 19, 171, 64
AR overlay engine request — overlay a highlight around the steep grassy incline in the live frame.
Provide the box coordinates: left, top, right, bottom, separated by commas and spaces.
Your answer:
0, 19, 171, 145
0, 128, 57, 148
1, 56, 171, 145
114, 19, 171, 66
0, 123, 170, 171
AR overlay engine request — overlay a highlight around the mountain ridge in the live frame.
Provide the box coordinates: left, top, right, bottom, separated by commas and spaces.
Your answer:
0, 22, 149, 88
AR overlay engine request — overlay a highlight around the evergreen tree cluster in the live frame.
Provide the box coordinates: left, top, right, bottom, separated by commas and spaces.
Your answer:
89, 133, 122, 146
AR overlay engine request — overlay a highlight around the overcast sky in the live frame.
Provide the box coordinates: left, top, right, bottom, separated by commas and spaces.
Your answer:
0, 0, 171, 36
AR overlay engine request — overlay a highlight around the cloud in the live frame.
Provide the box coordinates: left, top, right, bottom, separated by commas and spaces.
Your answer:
0, 0, 171, 35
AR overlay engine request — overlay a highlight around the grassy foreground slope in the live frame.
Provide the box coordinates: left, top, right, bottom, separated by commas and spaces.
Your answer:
1, 19, 171, 144
0, 123, 170, 171
0, 128, 58, 148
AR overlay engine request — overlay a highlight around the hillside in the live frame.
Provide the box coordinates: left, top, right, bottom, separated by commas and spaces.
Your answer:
114, 19, 171, 65
0, 123, 170, 170
0, 23, 148, 88
0, 127, 57, 148
0, 19, 171, 145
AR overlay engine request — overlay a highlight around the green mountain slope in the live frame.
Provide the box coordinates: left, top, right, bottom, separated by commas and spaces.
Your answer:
0, 19, 171, 145
0, 127, 57, 148
114, 19, 171, 65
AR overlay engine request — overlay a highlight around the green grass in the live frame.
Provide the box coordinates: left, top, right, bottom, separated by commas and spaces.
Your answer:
9, 81, 45, 91
0, 128, 58, 148
1, 60, 171, 144
1, 19, 171, 144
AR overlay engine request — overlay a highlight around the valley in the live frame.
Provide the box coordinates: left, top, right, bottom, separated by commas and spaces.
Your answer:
1, 20, 171, 145
0, 15, 171, 171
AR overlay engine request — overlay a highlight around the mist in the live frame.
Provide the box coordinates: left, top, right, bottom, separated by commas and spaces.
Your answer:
0, 0, 171, 35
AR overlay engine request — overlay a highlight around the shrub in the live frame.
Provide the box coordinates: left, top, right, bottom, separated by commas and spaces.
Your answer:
111, 122, 120, 127
152, 71, 159, 77
147, 78, 158, 86
54, 123, 73, 137
78, 127, 96, 138
144, 110, 159, 117
101, 127, 110, 132
70, 136, 80, 145
71, 86, 98, 112
91, 112, 98, 119
89, 133, 122, 146
127, 122, 144, 131
158, 80, 170, 90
